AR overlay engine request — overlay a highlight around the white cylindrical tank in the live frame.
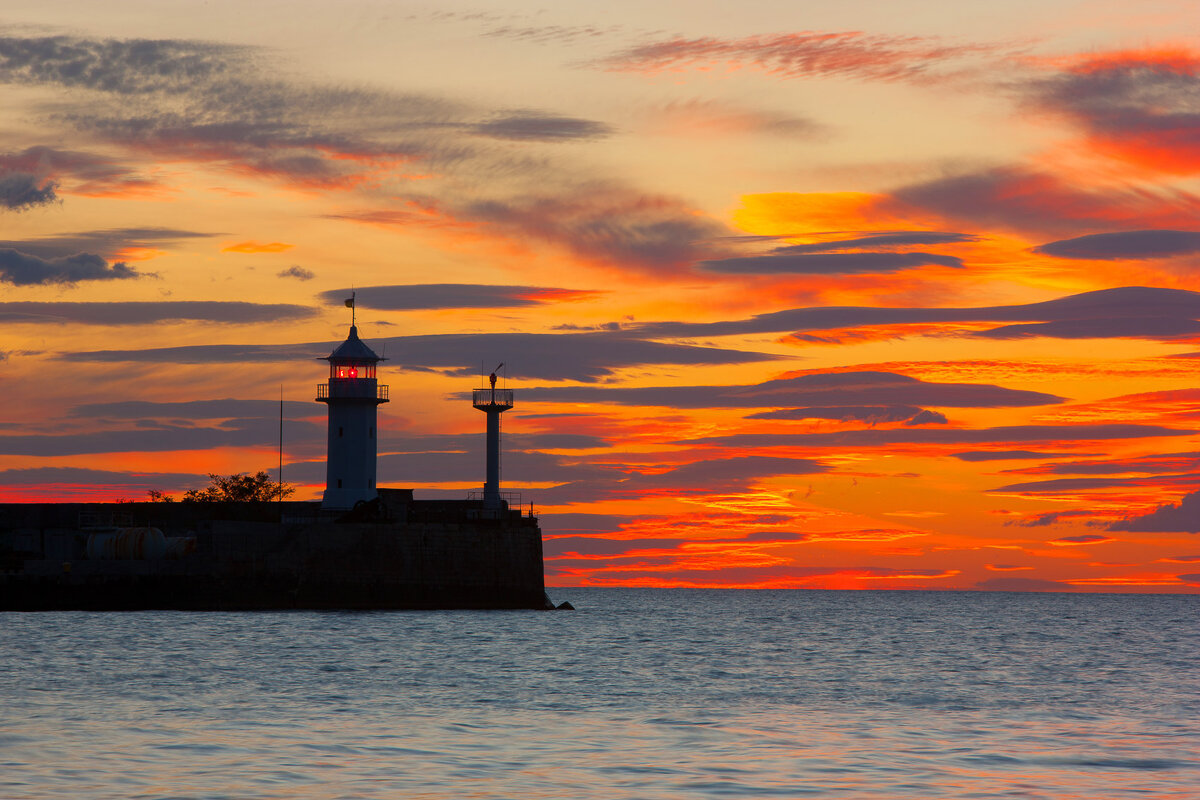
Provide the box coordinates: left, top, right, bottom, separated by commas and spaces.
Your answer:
164, 536, 197, 559
86, 528, 167, 560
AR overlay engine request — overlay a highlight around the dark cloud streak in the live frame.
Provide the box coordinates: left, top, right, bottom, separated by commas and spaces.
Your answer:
0, 301, 315, 325
60, 331, 780, 381
1035, 230, 1200, 260
319, 284, 599, 310
472, 111, 613, 141
0, 249, 140, 286
0, 172, 57, 209
1110, 489, 1200, 533
699, 250, 963, 275
631, 286, 1200, 342
524, 371, 1062, 409
0, 35, 243, 94
0, 227, 216, 261
686, 423, 1190, 448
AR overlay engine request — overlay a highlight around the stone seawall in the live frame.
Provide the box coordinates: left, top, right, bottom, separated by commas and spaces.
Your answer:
0, 501, 546, 610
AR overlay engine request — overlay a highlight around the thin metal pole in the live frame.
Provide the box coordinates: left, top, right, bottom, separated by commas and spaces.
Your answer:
278, 385, 284, 505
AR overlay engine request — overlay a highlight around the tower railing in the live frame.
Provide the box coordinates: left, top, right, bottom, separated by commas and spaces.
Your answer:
472, 388, 513, 409
317, 382, 388, 401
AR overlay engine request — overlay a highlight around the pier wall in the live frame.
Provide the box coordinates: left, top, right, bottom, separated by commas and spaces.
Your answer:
0, 500, 545, 610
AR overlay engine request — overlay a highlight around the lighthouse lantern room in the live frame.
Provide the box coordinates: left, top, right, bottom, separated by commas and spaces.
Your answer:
316, 301, 388, 510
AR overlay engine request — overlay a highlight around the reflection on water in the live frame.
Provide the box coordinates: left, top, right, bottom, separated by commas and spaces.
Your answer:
2, 589, 1197, 799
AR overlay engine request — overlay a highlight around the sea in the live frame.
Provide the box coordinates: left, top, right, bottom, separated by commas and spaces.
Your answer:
1, 589, 1197, 799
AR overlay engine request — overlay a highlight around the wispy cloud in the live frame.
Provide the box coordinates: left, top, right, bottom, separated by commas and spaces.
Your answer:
0, 35, 244, 93
319, 284, 601, 310
642, 99, 825, 138
594, 31, 1007, 84
0, 146, 161, 198
460, 186, 723, 273
0, 31, 728, 275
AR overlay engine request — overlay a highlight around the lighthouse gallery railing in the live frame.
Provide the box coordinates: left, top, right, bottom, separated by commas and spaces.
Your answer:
317, 383, 389, 400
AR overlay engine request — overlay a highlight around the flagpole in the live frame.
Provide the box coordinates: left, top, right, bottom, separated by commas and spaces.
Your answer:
278, 384, 284, 507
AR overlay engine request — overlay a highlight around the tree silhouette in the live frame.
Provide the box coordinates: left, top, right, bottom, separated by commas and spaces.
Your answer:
148, 472, 295, 503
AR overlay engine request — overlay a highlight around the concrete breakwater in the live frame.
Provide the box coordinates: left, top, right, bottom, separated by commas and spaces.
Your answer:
0, 492, 546, 610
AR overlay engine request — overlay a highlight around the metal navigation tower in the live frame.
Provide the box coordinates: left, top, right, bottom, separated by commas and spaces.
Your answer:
472, 364, 513, 510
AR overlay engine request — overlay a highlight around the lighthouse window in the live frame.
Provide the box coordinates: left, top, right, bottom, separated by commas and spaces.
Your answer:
335, 366, 360, 379
337, 479, 342, 488
369, 426, 374, 438
338, 426, 344, 437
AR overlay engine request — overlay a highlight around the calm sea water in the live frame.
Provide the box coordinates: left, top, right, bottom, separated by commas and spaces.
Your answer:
1, 589, 1197, 799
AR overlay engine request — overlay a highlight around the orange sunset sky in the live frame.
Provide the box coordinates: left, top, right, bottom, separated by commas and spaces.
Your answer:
1, 0, 1198, 592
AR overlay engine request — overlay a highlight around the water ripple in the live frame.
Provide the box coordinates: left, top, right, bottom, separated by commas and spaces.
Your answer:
1, 589, 1196, 799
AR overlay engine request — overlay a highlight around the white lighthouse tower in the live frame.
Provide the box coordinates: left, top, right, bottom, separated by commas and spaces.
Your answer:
316, 298, 389, 510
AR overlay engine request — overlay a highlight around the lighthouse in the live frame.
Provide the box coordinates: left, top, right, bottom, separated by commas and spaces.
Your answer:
473, 366, 513, 510
316, 299, 389, 510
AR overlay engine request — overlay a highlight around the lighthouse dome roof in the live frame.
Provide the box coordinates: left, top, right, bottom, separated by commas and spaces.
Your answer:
325, 325, 382, 362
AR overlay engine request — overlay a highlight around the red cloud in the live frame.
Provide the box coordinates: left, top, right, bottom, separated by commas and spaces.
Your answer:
596, 31, 1004, 84
1060, 574, 1186, 587
0, 145, 167, 199
221, 241, 293, 254
1049, 534, 1115, 546
548, 562, 960, 589
889, 167, 1200, 236
1028, 47, 1200, 175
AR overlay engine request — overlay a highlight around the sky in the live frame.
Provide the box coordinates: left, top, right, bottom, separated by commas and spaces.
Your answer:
1, 0, 1199, 592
